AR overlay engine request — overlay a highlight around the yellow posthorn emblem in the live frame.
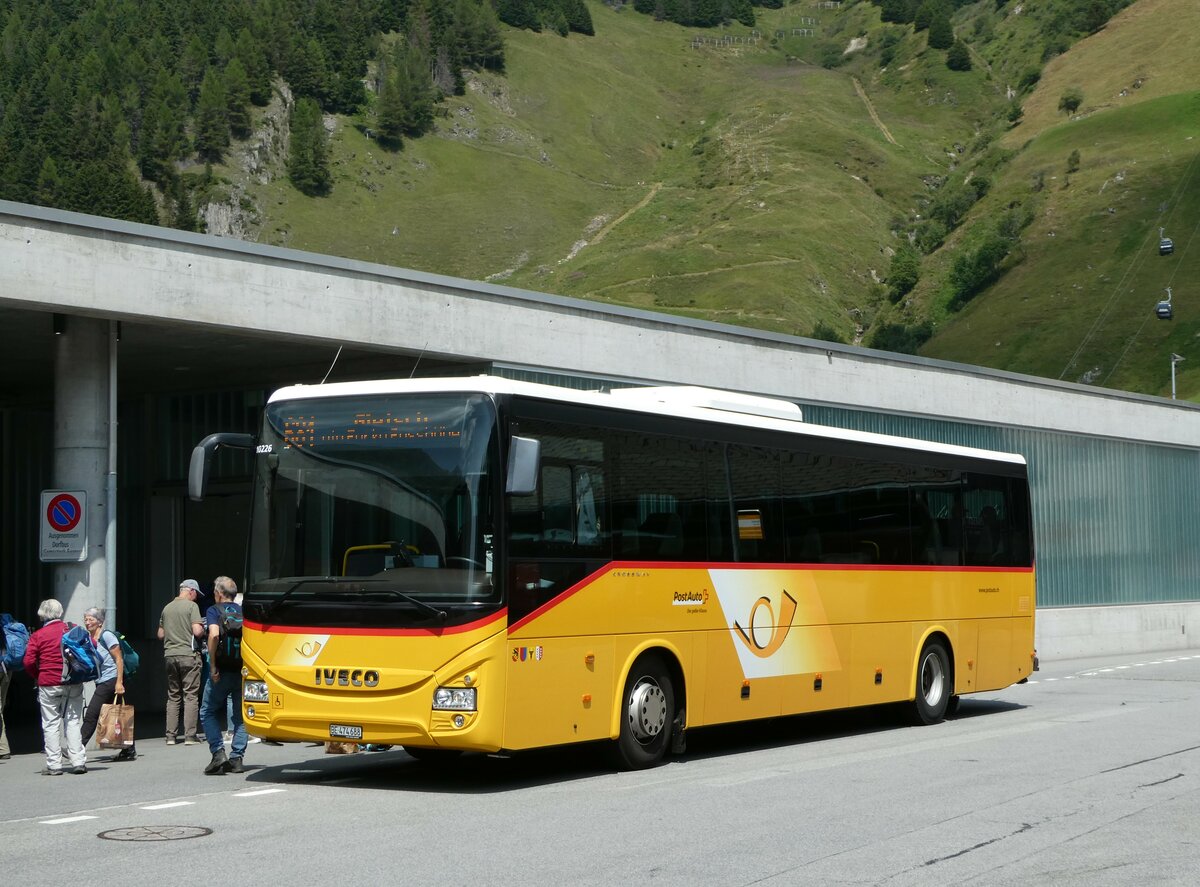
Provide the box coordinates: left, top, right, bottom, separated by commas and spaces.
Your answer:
733, 590, 798, 657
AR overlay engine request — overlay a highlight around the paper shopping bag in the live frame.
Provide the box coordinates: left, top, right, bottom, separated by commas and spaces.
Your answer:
96, 696, 136, 748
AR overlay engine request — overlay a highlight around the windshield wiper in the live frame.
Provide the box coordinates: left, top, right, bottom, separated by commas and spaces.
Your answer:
263, 577, 337, 618
342, 586, 448, 623
260, 577, 447, 623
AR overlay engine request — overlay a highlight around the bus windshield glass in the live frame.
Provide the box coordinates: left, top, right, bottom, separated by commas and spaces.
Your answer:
245, 392, 500, 628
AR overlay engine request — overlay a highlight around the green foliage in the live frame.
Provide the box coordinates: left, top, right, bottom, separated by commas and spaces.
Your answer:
887, 246, 922, 303
868, 321, 933, 354
224, 59, 252, 140
0, 0, 511, 224
946, 40, 972, 71
1066, 148, 1081, 173
880, 0, 916, 25
287, 98, 331, 196
1058, 88, 1084, 114
631, 0, 757, 28
499, 0, 597, 35
810, 322, 847, 344
927, 13, 954, 50
194, 68, 230, 163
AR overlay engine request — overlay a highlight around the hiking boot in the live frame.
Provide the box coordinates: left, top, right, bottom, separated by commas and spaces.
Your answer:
115, 748, 137, 762
204, 749, 229, 775
184, 736, 200, 745
71, 765, 88, 775
41, 767, 63, 776
165, 737, 178, 746
225, 756, 244, 774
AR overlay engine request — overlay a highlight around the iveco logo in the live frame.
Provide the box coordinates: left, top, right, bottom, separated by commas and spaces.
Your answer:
314, 668, 380, 688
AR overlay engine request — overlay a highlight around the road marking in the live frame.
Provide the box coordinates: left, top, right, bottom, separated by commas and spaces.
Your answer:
141, 801, 195, 810
41, 815, 97, 824
234, 788, 286, 797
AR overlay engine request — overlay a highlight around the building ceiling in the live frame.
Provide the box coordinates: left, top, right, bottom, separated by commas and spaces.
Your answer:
0, 305, 477, 407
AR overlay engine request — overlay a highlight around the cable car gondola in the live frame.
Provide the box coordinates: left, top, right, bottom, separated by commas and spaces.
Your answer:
1160, 237, 1174, 256
1156, 300, 1173, 320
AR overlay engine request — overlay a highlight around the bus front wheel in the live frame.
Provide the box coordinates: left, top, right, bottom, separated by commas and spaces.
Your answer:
612, 655, 675, 770
911, 640, 951, 725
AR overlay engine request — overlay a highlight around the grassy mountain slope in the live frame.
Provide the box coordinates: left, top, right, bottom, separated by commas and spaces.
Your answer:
242, 2, 978, 342
210, 0, 1198, 398
918, 0, 1200, 398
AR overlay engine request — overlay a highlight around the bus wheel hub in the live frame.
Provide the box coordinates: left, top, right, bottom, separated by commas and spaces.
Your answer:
627, 680, 667, 743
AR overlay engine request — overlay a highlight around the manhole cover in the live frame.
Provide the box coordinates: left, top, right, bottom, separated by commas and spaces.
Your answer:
98, 826, 213, 842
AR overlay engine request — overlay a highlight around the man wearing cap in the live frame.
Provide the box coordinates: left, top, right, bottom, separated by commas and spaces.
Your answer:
158, 580, 205, 745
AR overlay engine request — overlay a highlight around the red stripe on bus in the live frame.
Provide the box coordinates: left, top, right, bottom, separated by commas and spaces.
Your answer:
245, 609, 507, 637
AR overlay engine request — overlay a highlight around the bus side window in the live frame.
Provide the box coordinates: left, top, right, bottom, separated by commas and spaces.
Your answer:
963, 474, 1010, 565
726, 444, 783, 563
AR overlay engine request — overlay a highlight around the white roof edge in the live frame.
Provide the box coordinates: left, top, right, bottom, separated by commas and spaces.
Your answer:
268, 375, 1026, 467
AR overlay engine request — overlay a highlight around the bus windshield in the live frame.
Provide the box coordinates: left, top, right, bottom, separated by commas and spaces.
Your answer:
245, 392, 500, 628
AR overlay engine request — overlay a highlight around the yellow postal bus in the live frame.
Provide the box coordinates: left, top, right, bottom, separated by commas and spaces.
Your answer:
189, 376, 1035, 768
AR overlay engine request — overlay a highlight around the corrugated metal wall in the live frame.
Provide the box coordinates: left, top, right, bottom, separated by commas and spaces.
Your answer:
801, 405, 1200, 608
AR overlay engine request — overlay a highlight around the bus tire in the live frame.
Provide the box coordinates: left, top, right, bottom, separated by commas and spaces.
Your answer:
403, 746, 463, 764
612, 654, 675, 770
911, 639, 951, 725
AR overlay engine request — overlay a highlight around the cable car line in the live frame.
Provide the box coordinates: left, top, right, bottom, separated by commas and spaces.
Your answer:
1060, 144, 1200, 383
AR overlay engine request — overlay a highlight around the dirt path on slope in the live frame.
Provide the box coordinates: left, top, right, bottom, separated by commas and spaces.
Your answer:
852, 77, 899, 146
590, 182, 664, 245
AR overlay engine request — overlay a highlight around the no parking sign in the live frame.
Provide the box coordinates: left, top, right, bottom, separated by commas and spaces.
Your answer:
40, 490, 88, 562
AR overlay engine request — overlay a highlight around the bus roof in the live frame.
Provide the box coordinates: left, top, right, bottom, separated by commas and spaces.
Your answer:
268, 375, 1026, 468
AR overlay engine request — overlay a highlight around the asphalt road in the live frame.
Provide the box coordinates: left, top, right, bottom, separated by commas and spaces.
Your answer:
3, 649, 1200, 886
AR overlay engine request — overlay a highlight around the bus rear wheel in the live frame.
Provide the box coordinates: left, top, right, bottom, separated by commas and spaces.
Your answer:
911, 640, 951, 725
612, 655, 675, 770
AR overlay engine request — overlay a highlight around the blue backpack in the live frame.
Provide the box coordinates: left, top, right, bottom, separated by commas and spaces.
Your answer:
1, 614, 29, 671
61, 624, 102, 684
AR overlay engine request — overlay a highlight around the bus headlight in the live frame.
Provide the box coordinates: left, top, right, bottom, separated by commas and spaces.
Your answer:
243, 680, 269, 703
432, 687, 476, 711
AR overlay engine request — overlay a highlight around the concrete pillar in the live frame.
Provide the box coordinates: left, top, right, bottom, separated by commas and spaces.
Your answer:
52, 314, 110, 623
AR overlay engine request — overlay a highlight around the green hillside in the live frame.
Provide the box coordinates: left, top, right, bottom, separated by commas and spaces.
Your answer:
915, 0, 1200, 400
243, 1, 995, 343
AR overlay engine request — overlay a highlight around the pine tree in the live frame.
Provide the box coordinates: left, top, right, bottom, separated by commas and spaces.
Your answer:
235, 28, 272, 107
287, 97, 331, 196
946, 40, 972, 71
927, 13, 954, 50
224, 58, 252, 139
376, 70, 405, 150
194, 67, 230, 162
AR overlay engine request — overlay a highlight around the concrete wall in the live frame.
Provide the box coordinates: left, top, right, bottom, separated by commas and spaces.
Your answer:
1037, 603, 1200, 661
5, 201, 1200, 448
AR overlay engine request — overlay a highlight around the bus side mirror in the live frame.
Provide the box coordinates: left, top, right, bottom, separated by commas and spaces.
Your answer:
188, 432, 257, 501
505, 436, 540, 496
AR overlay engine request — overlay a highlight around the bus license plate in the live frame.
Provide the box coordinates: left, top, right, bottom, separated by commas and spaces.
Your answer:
329, 724, 363, 740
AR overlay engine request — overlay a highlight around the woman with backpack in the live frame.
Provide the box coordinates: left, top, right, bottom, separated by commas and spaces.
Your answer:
23, 599, 87, 775
81, 608, 136, 761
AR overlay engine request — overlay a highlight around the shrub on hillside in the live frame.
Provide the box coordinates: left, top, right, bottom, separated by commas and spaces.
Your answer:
868, 322, 933, 355
946, 40, 972, 71
810, 322, 847, 344
887, 247, 921, 303
1058, 88, 1083, 115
